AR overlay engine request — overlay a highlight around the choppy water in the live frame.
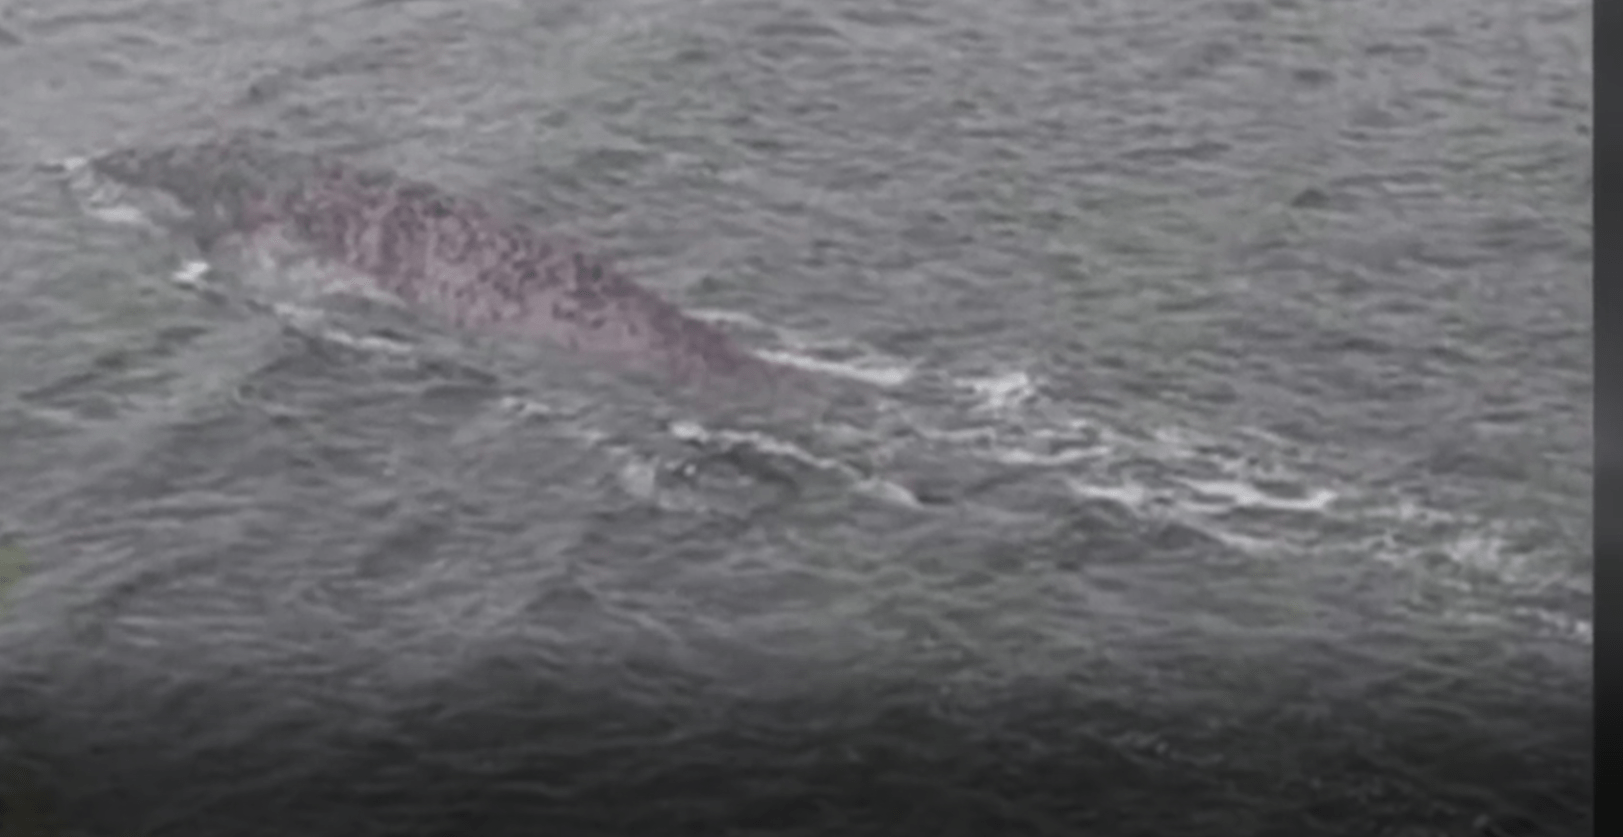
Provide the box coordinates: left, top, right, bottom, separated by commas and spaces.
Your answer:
0, 0, 1592, 835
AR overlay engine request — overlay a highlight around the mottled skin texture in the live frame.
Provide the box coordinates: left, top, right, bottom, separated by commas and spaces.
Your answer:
86, 139, 777, 386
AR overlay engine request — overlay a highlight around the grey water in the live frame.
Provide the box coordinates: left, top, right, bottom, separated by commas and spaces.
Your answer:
0, 0, 1592, 835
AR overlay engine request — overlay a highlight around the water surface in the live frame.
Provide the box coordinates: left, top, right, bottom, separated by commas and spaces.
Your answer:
0, 0, 1592, 834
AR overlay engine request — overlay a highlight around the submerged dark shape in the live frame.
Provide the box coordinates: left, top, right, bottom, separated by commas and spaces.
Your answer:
76, 138, 782, 388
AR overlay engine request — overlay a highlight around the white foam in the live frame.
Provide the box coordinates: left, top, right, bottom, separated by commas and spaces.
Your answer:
269, 302, 326, 330
1430, 527, 1557, 584
686, 307, 919, 389
669, 421, 835, 471
664, 419, 926, 509
327, 332, 416, 354
498, 396, 559, 419
1200, 527, 1283, 554
985, 446, 1097, 467
1177, 477, 1338, 513
755, 349, 914, 388
1514, 608, 1591, 644
960, 369, 1037, 412
86, 204, 151, 226
908, 406, 1109, 468
667, 418, 708, 442
914, 425, 1000, 445
48, 155, 154, 227
685, 308, 772, 330
605, 438, 724, 511
1375, 498, 1457, 526
267, 303, 416, 355
1064, 478, 1158, 511
170, 259, 211, 288
616, 457, 663, 502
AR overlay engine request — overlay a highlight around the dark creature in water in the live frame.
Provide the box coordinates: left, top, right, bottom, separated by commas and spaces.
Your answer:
55, 138, 787, 390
